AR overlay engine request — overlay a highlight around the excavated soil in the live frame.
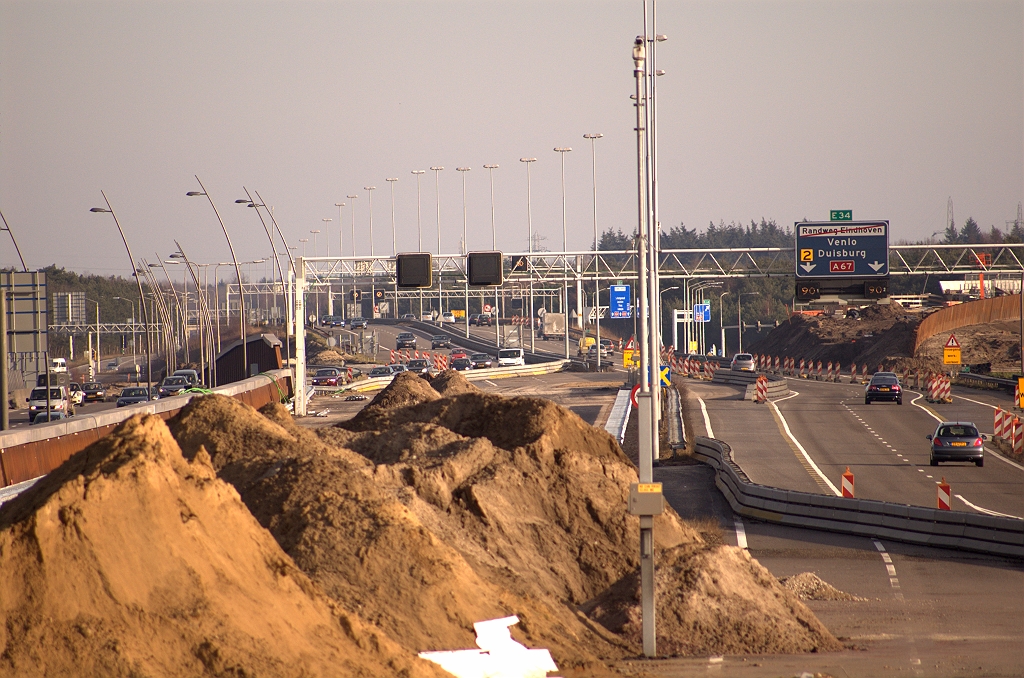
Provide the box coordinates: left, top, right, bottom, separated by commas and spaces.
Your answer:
429, 368, 479, 396
166, 373, 841, 668
779, 573, 868, 602
916, 321, 1022, 373
0, 413, 447, 678
308, 348, 346, 365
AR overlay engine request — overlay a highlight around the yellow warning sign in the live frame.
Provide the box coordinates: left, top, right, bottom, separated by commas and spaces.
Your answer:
636, 483, 663, 493
945, 334, 961, 349
943, 348, 961, 365
1018, 378, 1024, 409
800, 248, 814, 262
623, 349, 638, 367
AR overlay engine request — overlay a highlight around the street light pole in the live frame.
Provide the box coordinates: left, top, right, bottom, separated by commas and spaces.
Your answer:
335, 203, 345, 256
239, 188, 290, 370
187, 176, 248, 381
719, 290, 730, 357
113, 296, 137, 369
584, 133, 603, 368
554, 147, 572, 359
310, 229, 321, 257
364, 186, 376, 257
347, 195, 358, 257
90, 192, 152, 395
412, 170, 426, 319
431, 166, 444, 315
386, 177, 398, 256
520, 158, 537, 352
738, 292, 759, 354
483, 163, 499, 347
321, 218, 332, 257
457, 167, 471, 336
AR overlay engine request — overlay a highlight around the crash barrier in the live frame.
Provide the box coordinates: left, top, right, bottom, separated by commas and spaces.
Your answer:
338, 359, 571, 393
690, 435, 1024, 559
604, 388, 632, 445
0, 370, 294, 488
954, 372, 1017, 394
914, 294, 1022, 354
745, 375, 790, 401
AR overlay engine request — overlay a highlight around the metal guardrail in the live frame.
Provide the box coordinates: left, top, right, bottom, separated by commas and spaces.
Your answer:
691, 436, 1023, 559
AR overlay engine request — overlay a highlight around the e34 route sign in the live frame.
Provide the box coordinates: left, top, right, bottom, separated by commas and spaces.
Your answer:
795, 220, 889, 279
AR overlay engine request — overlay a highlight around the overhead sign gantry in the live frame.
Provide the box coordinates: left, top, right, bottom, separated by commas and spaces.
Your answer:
795, 219, 890, 302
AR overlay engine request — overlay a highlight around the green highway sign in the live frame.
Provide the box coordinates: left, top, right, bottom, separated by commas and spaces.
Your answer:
830, 210, 852, 221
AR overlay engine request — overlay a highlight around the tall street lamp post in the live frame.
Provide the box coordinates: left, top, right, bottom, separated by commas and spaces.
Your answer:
483, 163, 499, 347
457, 167, 471, 336
238, 188, 291, 369
364, 186, 376, 257
430, 167, 444, 314
519, 158, 536, 352
347, 195, 358, 257
412, 170, 426, 318
309, 229, 321, 257
187, 176, 248, 381
334, 202, 345, 256
738, 291, 760, 354
386, 177, 398, 256
584, 133, 603, 368
321, 218, 332, 257
719, 290, 730, 357
90, 192, 152, 394
554, 146, 572, 359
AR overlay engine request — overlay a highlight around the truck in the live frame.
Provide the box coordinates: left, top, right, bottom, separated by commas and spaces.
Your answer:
540, 313, 566, 341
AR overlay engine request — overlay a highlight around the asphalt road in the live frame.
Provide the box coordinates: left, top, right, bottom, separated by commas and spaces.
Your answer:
686, 376, 1024, 519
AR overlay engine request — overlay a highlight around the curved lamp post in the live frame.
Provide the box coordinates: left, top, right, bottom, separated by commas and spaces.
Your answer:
90, 192, 152, 394
187, 176, 248, 381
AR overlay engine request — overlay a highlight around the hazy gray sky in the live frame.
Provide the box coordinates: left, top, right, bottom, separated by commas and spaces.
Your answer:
2, 0, 1021, 278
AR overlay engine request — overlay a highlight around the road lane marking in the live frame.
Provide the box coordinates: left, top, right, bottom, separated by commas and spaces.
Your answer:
734, 519, 747, 549
697, 397, 715, 438
768, 391, 841, 496
954, 494, 1023, 520
484, 380, 498, 387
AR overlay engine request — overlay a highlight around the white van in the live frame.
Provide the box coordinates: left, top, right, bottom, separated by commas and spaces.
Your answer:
497, 348, 525, 367
28, 386, 72, 417
50, 358, 67, 373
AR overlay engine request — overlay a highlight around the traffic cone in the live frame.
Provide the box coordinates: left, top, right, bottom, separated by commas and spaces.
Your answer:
841, 466, 854, 498
937, 477, 951, 510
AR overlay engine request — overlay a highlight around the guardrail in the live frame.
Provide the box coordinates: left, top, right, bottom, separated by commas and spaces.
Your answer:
331, 359, 571, 394
0, 370, 293, 487
690, 435, 1023, 559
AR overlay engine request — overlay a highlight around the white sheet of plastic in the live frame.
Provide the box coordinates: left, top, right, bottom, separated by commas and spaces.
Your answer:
418, 615, 559, 678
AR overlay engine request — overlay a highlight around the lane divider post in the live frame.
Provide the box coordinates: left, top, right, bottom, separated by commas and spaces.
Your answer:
937, 477, 951, 510
841, 466, 855, 498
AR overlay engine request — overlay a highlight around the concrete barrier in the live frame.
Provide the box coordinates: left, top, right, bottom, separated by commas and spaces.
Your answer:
690, 436, 1024, 559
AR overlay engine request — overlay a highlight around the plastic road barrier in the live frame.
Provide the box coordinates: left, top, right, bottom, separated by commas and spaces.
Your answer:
937, 478, 951, 510
841, 467, 855, 498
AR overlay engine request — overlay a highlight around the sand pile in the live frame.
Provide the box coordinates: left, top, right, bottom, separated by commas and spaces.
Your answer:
309, 348, 345, 365
0, 413, 447, 678
165, 377, 841, 667
430, 368, 479, 396
780, 573, 868, 602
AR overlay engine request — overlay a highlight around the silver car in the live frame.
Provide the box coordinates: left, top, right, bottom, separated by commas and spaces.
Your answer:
927, 421, 985, 467
730, 353, 755, 371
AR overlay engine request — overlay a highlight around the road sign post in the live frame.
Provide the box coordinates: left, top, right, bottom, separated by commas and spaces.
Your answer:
943, 334, 961, 365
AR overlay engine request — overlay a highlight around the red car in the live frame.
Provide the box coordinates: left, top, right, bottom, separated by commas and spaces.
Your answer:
311, 367, 343, 386
449, 349, 469, 361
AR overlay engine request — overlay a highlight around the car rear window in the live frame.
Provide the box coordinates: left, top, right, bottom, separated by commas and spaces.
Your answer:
938, 425, 979, 438
734, 354, 752, 360
871, 376, 898, 385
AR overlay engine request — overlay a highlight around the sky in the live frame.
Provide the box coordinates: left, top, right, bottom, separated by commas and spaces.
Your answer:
1, 0, 1021, 280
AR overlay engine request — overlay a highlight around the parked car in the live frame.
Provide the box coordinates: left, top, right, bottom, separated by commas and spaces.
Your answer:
431, 335, 451, 349
406, 358, 433, 376
927, 421, 985, 467
451, 358, 473, 371
730, 353, 755, 371
470, 353, 493, 369
865, 372, 902, 405
68, 382, 85, 406
368, 365, 396, 378
31, 410, 70, 425
311, 367, 343, 386
82, 382, 107, 402
497, 348, 525, 367
349, 317, 369, 330
116, 387, 151, 407
396, 332, 417, 350
156, 376, 188, 398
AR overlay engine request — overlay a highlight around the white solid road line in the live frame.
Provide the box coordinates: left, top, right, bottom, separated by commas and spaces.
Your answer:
954, 494, 1023, 520
698, 397, 715, 438
769, 391, 842, 496
734, 519, 748, 549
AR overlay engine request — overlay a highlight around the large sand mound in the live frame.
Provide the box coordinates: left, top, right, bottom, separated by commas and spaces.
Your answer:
0, 413, 447, 678
167, 377, 840, 669
430, 368, 479, 396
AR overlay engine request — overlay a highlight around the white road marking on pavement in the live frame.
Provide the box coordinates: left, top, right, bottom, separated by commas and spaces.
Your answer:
984, 446, 1024, 472
734, 519, 747, 549
484, 380, 498, 387
769, 392, 841, 496
698, 397, 715, 438
954, 494, 1023, 520
911, 393, 943, 422
952, 393, 999, 410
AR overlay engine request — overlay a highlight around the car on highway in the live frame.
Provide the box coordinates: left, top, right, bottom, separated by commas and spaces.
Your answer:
406, 358, 433, 376
349, 317, 368, 330
68, 382, 85, 406
391, 363, 409, 374
158, 376, 189, 398
600, 338, 615, 354
477, 313, 493, 326
451, 357, 473, 371
28, 386, 71, 417
468, 314, 481, 326
173, 369, 201, 388
497, 348, 525, 367
439, 312, 456, 323
865, 372, 902, 405
431, 335, 451, 349
401, 313, 417, 320
396, 332, 417, 349
927, 421, 985, 467
116, 387, 151, 407
587, 343, 612, 360
82, 382, 107, 402
450, 349, 469, 361
31, 410, 70, 425
730, 353, 755, 371
470, 353, 493, 369
367, 365, 396, 378
311, 367, 344, 386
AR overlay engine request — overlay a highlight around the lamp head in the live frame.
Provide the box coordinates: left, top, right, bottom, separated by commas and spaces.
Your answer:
186, 191, 205, 197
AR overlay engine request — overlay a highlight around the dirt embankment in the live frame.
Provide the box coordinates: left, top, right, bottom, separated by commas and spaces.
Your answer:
0, 369, 843, 676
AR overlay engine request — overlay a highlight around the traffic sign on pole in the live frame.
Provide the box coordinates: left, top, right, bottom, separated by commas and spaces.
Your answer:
610, 285, 632, 318
693, 303, 711, 323
795, 221, 889, 278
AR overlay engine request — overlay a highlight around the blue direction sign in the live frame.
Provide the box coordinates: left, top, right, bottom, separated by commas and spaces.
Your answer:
795, 221, 889, 278
693, 303, 711, 323
610, 285, 632, 318
659, 365, 671, 387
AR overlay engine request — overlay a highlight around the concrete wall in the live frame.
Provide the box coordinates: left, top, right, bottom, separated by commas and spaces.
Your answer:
914, 295, 1021, 354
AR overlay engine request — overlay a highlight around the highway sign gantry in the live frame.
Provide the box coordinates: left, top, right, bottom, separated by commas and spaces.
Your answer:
795, 220, 889, 278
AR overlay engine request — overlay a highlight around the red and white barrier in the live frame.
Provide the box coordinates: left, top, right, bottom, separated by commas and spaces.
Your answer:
389, 350, 396, 364
928, 375, 952, 403
755, 375, 768, 403
841, 467, 854, 498
861, 364, 868, 383
850, 363, 858, 384
937, 478, 951, 510
815, 360, 823, 381
1014, 417, 1023, 457
826, 361, 834, 382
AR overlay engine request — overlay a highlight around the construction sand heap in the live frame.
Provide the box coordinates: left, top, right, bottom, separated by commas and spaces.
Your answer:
168, 382, 841, 667
780, 572, 868, 602
430, 368, 479, 396
0, 413, 448, 678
